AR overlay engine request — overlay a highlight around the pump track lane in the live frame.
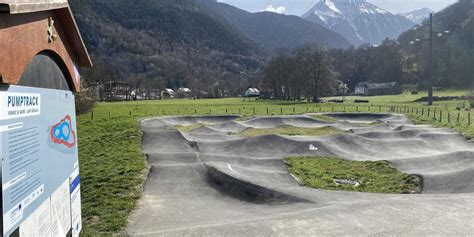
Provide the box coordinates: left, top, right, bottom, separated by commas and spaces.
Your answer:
127, 113, 474, 236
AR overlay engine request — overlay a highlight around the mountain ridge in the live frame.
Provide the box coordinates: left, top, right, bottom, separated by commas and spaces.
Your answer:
199, 0, 352, 51
400, 8, 433, 24
303, 0, 415, 45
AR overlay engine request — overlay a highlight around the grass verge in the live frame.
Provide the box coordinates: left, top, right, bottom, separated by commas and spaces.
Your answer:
78, 117, 147, 235
239, 125, 344, 137
285, 156, 421, 194
175, 124, 204, 132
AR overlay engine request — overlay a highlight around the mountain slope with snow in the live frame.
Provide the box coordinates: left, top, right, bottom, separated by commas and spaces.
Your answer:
303, 0, 415, 46
400, 8, 433, 24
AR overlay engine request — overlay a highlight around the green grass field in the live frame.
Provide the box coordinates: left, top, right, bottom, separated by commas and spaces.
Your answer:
77, 89, 473, 235
285, 157, 421, 194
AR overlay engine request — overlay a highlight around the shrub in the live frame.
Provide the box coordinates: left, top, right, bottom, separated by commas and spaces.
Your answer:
75, 91, 96, 115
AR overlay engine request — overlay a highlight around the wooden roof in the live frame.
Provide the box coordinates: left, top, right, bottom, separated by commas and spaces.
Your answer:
0, 0, 92, 68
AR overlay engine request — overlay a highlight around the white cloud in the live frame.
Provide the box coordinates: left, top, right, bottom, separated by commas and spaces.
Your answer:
262, 5, 286, 14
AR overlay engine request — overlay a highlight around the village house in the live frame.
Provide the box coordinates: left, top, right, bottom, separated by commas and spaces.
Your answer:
244, 87, 261, 97
355, 82, 402, 96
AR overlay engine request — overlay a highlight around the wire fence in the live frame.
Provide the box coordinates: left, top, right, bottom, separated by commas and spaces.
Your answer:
77, 104, 473, 127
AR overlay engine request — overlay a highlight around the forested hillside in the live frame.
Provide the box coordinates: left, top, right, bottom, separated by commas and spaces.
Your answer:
69, 0, 266, 96
398, 0, 474, 88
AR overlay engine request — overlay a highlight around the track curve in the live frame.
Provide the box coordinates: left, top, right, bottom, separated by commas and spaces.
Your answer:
127, 114, 474, 236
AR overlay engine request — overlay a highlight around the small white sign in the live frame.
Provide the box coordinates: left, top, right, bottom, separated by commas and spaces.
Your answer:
0, 92, 41, 120
309, 144, 318, 151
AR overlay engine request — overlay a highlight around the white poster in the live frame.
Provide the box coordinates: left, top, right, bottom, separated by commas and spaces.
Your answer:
19, 199, 51, 237
50, 179, 72, 236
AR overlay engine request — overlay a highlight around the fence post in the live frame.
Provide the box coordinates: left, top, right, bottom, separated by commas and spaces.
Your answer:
130, 111, 132, 117
428, 108, 430, 117
91, 111, 94, 121
439, 111, 442, 123
253, 108, 256, 115
448, 112, 450, 123
422, 108, 424, 116
457, 112, 460, 124
293, 107, 295, 114
469, 113, 471, 126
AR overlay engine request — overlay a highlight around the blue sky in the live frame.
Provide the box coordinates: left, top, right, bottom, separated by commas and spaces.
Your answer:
217, 0, 458, 15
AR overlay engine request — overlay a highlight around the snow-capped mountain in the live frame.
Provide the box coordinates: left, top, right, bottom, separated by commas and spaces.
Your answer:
303, 0, 415, 46
400, 8, 433, 24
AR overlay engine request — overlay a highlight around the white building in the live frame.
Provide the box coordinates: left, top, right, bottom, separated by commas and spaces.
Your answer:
244, 87, 261, 97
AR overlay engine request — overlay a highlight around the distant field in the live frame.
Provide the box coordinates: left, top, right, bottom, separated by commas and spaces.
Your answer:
77, 89, 473, 235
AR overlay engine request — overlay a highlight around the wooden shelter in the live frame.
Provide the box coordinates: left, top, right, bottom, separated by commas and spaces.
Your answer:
0, 0, 92, 92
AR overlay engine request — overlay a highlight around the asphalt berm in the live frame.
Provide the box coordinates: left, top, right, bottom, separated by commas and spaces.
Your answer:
127, 113, 474, 236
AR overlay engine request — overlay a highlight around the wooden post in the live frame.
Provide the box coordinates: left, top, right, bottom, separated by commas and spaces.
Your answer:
293, 107, 295, 114
130, 111, 132, 117
253, 107, 256, 115
422, 108, 424, 116
428, 108, 430, 117
448, 112, 450, 123
457, 112, 460, 124
91, 111, 94, 121
439, 111, 442, 122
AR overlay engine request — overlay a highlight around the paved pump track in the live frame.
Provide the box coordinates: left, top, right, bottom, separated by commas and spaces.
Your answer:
127, 113, 474, 236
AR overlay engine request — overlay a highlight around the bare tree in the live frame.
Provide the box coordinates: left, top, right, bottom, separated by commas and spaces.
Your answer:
297, 46, 337, 102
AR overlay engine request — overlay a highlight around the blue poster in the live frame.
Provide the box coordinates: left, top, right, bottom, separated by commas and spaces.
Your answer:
0, 85, 81, 236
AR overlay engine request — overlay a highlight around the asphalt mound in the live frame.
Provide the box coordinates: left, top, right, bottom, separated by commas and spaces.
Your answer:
205, 165, 310, 205
128, 114, 474, 236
